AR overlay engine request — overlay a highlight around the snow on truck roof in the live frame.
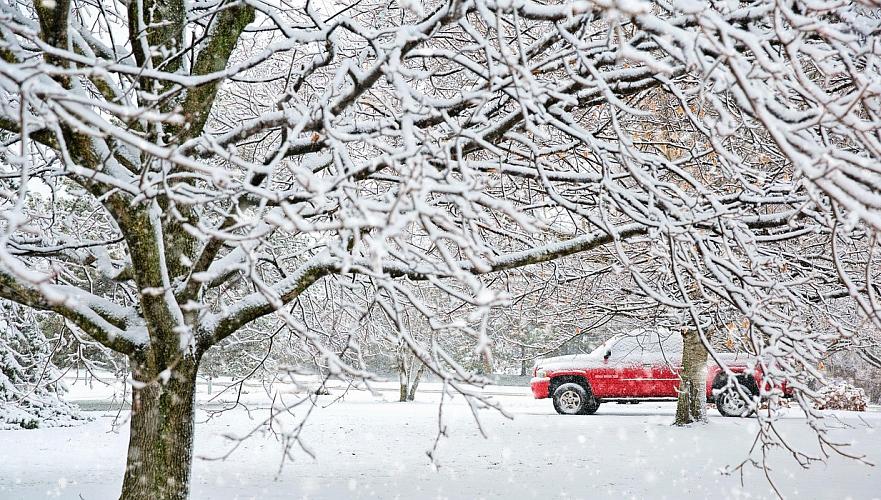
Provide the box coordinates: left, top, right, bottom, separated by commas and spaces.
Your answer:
535, 330, 756, 369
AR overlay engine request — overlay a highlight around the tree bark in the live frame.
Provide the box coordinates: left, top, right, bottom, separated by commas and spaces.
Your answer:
674, 329, 708, 426
120, 358, 198, 500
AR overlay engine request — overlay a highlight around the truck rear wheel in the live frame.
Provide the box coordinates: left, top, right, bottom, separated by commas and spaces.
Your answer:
552, 383, 600, 415
714, 375, 758, 418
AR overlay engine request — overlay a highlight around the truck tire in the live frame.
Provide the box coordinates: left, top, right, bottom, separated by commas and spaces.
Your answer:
552, 382, 600, 415
714, 375, 758, 418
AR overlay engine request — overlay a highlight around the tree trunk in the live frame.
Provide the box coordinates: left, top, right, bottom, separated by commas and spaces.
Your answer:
398, 353, 408, 402
675, 329, 708, 426
120, 359, 198, 500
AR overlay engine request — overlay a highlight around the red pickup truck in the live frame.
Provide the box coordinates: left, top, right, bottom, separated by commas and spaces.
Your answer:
530, 331, 770, 417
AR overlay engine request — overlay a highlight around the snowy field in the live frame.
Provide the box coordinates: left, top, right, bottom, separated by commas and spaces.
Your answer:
1, 379, 879, 500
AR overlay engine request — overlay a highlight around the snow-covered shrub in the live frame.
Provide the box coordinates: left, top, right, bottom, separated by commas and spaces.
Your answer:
824, 349, 881, 404
0, 302, 89, 430
0, 394, 86, 430
813, 381, 870, 412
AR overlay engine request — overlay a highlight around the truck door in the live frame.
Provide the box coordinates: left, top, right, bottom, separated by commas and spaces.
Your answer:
605, 335, 654, 397
648, 333, 683, 397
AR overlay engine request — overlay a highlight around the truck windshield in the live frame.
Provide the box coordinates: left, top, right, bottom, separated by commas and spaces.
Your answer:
588, 335, 622, 358
588, 331, 682, 361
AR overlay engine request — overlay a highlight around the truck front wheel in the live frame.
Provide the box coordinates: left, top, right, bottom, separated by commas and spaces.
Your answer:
552, 383, 600, 415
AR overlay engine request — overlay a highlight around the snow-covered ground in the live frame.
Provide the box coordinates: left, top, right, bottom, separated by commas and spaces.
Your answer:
1, 378, 879, 499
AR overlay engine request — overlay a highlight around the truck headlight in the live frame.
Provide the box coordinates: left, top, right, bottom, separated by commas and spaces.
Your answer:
536, 369, 547, 378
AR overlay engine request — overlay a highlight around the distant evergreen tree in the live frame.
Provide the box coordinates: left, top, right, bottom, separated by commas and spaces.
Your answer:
0, 301, 87, 429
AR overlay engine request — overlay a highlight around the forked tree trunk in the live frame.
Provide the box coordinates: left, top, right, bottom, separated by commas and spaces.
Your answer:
406, 362, 426, 401
398, 353, 426, 402
120, 358, 199, 500
675, 329, 708, 426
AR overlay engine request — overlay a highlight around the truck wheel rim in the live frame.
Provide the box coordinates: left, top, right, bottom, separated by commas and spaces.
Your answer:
721, 392, 746, 415
560, 390, 582, 412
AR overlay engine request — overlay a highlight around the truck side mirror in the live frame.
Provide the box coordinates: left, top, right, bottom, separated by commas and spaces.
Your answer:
604, 350, 611, 360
